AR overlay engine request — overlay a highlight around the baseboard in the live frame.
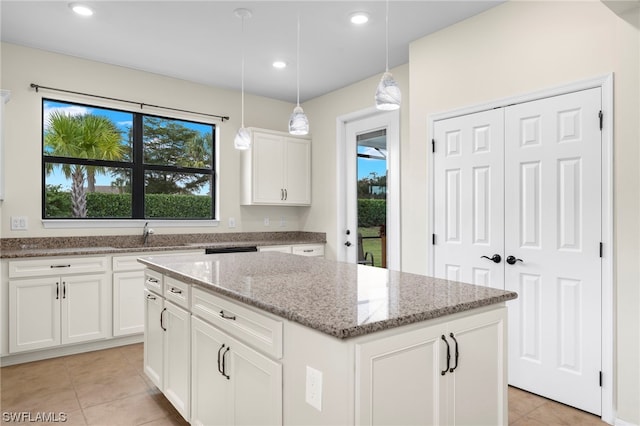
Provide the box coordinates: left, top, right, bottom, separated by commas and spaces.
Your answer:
615, 418, 640, 426
0, 334, 143, 366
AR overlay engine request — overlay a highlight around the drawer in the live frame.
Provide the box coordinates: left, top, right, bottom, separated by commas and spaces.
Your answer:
9, 256, 108, 278
191, 287, 283, 359
292, 244, 325, 257
144, 269, 163, 295
164, 276, 190, 309
113, 254, 146, 272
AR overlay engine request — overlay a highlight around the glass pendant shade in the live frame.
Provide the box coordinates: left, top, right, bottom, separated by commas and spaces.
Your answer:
234, 127, 251, 150
375, 71, 401, 111
289, 105, 309, 136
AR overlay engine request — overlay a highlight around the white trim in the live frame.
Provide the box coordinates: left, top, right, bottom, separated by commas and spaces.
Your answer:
336, 107, 401, 270
42, 219, 220, 229
427, 73, 614, 424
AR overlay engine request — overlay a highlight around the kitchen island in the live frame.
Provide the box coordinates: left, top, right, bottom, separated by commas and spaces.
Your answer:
139, 251, 517, 425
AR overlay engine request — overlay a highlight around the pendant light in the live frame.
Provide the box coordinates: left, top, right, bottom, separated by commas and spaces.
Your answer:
234, 8, 252, 150
374, 0, 401, 110
288, 12, 309, 135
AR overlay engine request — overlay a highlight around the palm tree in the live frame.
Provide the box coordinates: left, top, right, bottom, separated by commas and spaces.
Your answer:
45, 112, 124, 217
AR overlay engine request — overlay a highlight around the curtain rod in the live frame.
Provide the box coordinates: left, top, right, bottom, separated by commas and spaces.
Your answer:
30, 83, 230, 122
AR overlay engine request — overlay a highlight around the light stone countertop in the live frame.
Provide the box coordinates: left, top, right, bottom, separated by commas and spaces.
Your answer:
139, 252, 518, 339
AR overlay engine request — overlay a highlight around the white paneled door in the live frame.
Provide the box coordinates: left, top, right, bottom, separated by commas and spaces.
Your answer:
433, 87, 602, 415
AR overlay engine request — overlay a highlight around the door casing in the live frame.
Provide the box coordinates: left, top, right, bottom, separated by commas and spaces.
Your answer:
427, 74, 613, 424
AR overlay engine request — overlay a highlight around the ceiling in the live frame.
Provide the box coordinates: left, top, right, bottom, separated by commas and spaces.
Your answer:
1, 1, 504, 103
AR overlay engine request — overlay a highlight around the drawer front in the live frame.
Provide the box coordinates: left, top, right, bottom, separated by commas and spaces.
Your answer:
164, 276, 190, 309
113, 254, 146, 272
191, 287, 283, 359
144, 269, 163, 295
9, 256, 108, 278
292, 244, 325, 257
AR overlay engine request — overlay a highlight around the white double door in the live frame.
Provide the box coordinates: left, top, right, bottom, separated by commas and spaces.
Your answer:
433, 88, 602, 415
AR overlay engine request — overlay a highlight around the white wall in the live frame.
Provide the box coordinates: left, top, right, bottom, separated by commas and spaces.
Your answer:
407, 1, 639, 423
0, 42, 306, 238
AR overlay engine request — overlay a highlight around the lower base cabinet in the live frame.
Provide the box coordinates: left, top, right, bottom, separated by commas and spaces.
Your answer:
191, 317, 282, 426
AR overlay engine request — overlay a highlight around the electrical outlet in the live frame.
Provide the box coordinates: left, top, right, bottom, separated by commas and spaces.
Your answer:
10, 216, 28, 231
228, 217, 236, 228
263, 217, 270, 226
305, 366, 322, 411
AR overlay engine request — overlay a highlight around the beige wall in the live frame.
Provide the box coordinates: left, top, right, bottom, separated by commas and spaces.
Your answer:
407, 1, 639, 423
0, 42, 306, 238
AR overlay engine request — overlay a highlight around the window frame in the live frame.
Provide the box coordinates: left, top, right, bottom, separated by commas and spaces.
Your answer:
41, 97, 220, 224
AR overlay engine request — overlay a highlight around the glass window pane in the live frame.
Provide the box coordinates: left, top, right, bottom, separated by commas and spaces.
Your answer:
44, 163, 132, 218
144, 171, 212, 219
43, 100, 133, 162
143, 116, 213, 168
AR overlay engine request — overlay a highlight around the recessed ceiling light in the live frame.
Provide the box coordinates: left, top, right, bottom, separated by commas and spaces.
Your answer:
350, 12, 369, 25
69, 3, 94, 17
272, 61, 287, 69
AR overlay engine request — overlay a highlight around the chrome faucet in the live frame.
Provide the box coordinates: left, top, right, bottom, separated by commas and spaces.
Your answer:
143, 222, 154, 246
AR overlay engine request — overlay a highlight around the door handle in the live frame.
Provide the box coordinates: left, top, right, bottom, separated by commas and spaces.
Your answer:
506, 255, 523, 265
440, 335, 451, 376
217, 343, 225, 375
481, 254, 502, 264
449, 333, 459, 373
221, 346, 231, 380
160, 307, 167, 331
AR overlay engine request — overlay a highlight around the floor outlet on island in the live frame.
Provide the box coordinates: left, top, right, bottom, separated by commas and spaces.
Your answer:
305, 366, 323, 411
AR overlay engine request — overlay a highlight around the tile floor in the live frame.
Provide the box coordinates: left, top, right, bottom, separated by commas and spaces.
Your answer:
1, 343, 607, 425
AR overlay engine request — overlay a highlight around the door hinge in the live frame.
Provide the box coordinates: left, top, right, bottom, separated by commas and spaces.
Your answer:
432, 234, 436, 245
599, 110, 603, 130
432, 139, 435, 153
599, 371, 603, 387
599, 242, 603, 258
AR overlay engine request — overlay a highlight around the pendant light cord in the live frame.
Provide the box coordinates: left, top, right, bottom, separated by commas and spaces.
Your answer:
385, 0, 389, 72
296, 12, 301, 107
240, 14, 246, 127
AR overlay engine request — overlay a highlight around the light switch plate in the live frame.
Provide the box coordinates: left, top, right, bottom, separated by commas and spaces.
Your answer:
305, 366, 322, 411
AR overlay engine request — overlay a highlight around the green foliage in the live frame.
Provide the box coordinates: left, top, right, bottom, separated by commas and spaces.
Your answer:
358, 198, 386, 227
358, 172, 387, 199
86, 193, 132, 218
145, 194, 211, 219
44, 185, 72, 218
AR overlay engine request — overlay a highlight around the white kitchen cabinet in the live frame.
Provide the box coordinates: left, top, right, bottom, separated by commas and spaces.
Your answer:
143, 270, 190, 422
113, 270, 145, 336
9, 273, 110, 353
0, 89, 10, 201
163, 301, 191, 422
191, 316, 282, 426
259, 243, 325, 257
241, 128, 311, 206
356, 307, 507, 426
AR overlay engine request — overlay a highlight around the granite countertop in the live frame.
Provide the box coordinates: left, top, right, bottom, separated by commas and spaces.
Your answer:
0, 232, 325, 259
139, 252, 518, 340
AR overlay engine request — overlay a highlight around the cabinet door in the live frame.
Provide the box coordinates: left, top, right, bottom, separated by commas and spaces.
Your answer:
446, 307, 507, 426
191, 317, 231, 426
226, 333, 282, 425
163, 301, 191, 422
252, 132, 286, 204
113, 271, 145, 336
61, 273, 110, 345
283, 137, 311, 205
9, 278, 61, 352
356, 324, 445, 425
144, 289, 164, 389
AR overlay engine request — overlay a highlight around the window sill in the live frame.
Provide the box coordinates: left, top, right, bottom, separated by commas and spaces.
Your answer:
42, 219, 220, 229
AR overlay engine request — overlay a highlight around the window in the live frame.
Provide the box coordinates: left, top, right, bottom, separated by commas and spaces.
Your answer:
42, 99, 216, 220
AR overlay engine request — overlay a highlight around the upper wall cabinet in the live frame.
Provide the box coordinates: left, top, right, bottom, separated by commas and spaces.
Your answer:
241, 128, 311, 206
0, 90, 11, 202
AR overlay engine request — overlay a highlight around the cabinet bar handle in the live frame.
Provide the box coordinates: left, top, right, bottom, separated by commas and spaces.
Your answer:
284, 189, 287, 200
217, 344, 226, 375
281, 189, 284, 201
441, 335, 451, 376
56, 282, 59, 300
169, 287, 182, 294
146, 278, 158, 284
160, 308, 167, 331
221, 346, 231, 380
303, 249, 313, 253
50, 264, 71, 268
62, 282, 66, 299
146, 294, 156, 300
220, 310, 236, 320
449, 333, 459, 373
